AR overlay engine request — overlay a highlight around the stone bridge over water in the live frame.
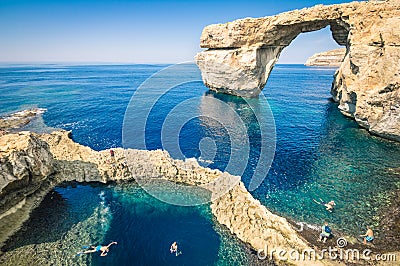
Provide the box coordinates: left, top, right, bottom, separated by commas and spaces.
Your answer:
195, 0, 400, 141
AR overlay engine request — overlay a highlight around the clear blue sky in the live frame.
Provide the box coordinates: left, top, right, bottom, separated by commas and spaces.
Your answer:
0, 0, 355, 64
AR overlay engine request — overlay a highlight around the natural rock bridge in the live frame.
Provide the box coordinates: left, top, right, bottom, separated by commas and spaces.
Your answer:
195, 0, 400, 142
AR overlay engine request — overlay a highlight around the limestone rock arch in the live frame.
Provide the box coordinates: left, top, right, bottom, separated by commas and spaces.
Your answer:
195, 0, 400, 141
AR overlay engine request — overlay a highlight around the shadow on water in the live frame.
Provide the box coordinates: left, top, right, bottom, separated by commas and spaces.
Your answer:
199, 90, 292, 191
2, 190, 67, 251
1, 182, 104, 252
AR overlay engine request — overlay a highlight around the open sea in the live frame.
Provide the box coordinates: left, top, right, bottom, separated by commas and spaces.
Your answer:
0, 63, 399, 265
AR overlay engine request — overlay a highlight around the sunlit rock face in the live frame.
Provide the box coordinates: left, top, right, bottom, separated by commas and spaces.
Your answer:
196, 0, 400, 141
196, 47, 283, 97
195, 3, 350, 97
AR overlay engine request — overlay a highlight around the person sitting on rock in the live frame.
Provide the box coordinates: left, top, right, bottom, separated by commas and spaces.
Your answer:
360, 227, 374, 244
319, 222, 332, 243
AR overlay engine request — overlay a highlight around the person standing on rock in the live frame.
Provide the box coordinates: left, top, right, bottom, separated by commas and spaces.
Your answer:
109, 149, 116, 164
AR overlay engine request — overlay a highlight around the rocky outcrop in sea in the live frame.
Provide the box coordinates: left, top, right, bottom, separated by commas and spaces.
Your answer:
0, 108, 47, 132
195, 0, 400, 142
305, 48, 346, 67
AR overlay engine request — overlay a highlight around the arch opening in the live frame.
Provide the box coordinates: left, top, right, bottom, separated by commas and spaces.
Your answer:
195, 20, 350, 97
195, 0, 400, 141
278, 26, 345, 65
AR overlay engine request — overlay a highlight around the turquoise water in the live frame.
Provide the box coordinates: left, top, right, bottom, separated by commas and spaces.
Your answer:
4, 183, 248, 265
260, 66, 400, 235
1, 64, 399, 264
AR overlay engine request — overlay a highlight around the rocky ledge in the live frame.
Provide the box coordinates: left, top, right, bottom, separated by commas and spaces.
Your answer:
0, 129, 314, 265
195, 0, 400, 142
305, 48, 346, 67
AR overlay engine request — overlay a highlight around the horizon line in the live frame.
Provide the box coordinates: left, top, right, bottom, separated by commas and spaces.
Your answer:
0, 61, 308, 66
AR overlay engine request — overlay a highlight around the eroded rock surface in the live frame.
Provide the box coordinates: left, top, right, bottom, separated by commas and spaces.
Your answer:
0, 130, 311, 264
0, 133, 54, 213
195, 0, 400, 141
211, 182, 311, 261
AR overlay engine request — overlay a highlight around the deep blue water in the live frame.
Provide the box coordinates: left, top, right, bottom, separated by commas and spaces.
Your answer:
1, 64, 400, 265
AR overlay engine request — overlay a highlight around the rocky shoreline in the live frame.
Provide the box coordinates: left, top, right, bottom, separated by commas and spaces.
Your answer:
1, 109, 399, 265
0, 110, 311, 265
378, 173, 400, 252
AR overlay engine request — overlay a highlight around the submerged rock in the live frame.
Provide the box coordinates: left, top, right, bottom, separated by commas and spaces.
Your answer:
0, 108, 46, 132
195, 0, 400, 142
